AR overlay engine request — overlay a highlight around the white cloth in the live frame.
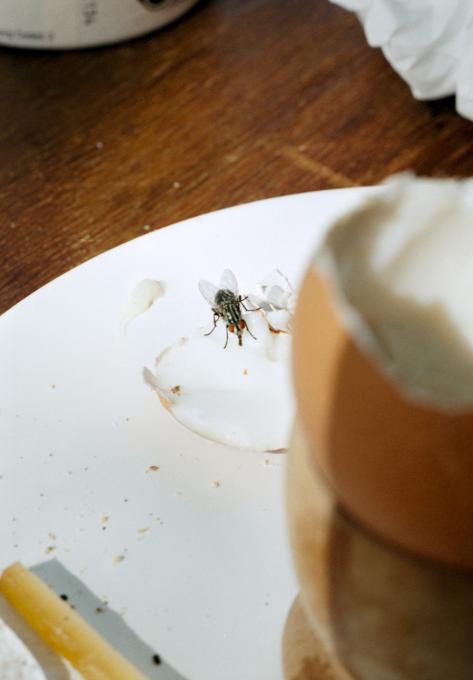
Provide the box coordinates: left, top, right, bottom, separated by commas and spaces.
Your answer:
331, 0, 473, 121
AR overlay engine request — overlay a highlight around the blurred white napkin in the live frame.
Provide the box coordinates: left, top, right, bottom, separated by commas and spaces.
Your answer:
331, 0, 473, 121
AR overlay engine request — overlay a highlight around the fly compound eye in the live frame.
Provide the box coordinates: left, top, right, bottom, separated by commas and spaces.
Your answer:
239, 319, 246, 330
228, 324, 236, 333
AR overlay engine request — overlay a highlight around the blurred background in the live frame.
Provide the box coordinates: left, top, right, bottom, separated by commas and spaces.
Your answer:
1, 0, 473, 315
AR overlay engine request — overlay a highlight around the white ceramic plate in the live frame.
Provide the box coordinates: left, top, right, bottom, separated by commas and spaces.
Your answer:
0, 188, 371, 680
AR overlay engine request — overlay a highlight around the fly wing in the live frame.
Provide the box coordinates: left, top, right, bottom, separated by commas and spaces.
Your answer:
220, 269, 238, 294
198, 279, 218, 306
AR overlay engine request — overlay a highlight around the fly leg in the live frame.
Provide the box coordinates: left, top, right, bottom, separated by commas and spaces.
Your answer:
245, 325, 257, 341
237, 298, 259, 342
239, 295, 261, 312
204, 311, 219, 337
237, 318, 257, 343
224, 325, 230, 349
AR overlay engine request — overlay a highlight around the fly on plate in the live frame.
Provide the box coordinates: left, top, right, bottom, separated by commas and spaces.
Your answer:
199, 269, 258, 349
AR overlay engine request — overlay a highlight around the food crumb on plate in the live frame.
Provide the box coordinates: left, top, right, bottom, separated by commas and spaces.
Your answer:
147, 465, 160, 472
112, 554, 125, 565
212, 480, 221, 488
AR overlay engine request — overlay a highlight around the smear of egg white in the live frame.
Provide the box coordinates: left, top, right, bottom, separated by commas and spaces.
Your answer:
122, 279, 165, 333
144, 270, 295, 451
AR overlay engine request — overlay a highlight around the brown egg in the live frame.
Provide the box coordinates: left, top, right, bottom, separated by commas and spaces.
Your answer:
293, 266, 473, 571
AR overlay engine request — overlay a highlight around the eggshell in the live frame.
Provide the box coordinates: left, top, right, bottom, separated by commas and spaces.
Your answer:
293, 267, 473, 570
315, 172, 473, 410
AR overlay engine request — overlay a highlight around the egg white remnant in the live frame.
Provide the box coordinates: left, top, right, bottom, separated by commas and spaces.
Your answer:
0, 618, 47, 680
145, 311, 294, 451
249, 269, 295, 333
122, 279, 165, 332
316, 172, 473, 409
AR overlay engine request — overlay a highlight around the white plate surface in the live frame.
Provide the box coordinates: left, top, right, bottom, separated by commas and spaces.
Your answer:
0, 188, 371, 680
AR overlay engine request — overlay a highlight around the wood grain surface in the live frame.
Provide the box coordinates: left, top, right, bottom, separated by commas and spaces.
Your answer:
1, 0, 472, 314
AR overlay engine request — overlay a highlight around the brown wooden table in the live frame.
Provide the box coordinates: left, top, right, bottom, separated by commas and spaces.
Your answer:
1, 0, 472, 315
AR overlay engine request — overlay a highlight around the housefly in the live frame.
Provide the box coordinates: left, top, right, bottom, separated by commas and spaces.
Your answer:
198, 269, 258, 348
